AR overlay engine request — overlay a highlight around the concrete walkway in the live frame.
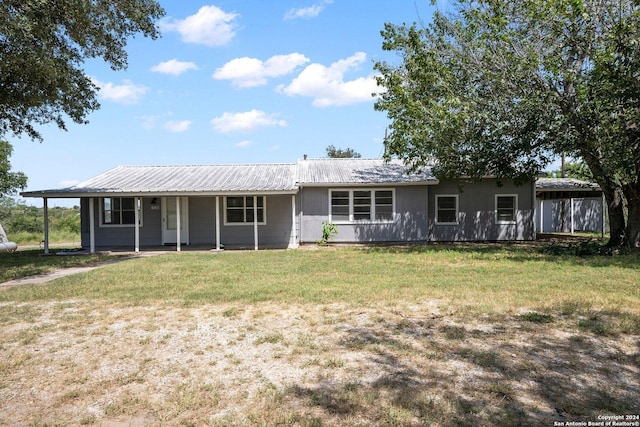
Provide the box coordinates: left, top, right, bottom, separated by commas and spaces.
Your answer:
0, 252, 167, 288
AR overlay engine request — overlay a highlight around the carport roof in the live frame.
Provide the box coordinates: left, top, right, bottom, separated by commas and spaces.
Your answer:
535, 178, 601, 191
535, 178, 602, 200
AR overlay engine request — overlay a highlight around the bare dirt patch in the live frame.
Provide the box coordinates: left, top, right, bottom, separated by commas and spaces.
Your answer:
1, 300, 638, 426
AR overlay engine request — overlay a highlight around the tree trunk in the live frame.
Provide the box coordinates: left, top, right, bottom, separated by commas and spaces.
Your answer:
580, 150, 627, 246
623, 182, 640, 248
605, 187, 627, 247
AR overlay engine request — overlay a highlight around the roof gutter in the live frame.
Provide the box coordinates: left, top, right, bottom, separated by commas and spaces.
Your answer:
20, 189, 300, 198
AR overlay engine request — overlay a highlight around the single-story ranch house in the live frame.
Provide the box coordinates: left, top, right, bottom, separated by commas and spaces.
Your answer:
21, 158, 603, 253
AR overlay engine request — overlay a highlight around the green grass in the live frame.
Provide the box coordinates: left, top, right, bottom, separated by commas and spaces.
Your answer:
10, 231, 81, 246
1, 244, 638, 318
2, 242, 638, 425
0, 249, 117, 283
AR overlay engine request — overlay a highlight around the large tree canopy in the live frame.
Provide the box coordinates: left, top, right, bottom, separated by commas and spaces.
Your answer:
0, 0, 165, 142
375, 0, 640, 247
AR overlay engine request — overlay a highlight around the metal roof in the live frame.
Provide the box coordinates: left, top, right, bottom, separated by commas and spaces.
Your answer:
22, 164, 299, 198
535, 178, 601, 191
297, 158, 437, 186
21, 159, 438, 198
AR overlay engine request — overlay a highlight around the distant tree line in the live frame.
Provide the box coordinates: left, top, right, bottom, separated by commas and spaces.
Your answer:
0, 197, 79, 237
326, 145, 362, 158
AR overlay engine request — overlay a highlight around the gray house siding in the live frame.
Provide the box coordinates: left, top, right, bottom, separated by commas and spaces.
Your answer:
218, 194, 294, 248
428, 179, 535, 241
189, 197, 216, 244
81, 197, 162, 248
299, 186, 429, 243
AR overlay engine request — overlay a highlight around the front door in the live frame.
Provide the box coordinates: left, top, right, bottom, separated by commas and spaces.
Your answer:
162, 197, 189, 244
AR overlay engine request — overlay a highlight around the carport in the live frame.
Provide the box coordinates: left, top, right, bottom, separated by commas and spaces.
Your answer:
535, 178, 605, 236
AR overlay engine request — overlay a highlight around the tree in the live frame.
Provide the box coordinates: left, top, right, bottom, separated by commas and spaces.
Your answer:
0, 141, 27, 196
546, 161, 595, 182
0, 0, 165, 142
374, 0, 640, 247
326, 145, 362, 158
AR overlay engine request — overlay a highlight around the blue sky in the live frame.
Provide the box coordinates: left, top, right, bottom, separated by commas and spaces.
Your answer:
9, 1, 438, 206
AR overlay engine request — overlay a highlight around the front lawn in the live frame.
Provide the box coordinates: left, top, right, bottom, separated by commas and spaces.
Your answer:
2, 244, 638, 316
0, 243, 638, 426
0, 249, 118, 283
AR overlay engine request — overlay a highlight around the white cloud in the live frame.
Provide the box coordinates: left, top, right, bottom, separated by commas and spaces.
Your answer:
211, 110, 287, 133
151, 59, 199, 76
284, 0, 333, 20
235, 140, 253, 148
159, 5, 239, 46
163, 120, 193, 133
92, 79, 147, 105
139, 115, 161, 130
213, 53, 309, 88
277, 52, 379, 106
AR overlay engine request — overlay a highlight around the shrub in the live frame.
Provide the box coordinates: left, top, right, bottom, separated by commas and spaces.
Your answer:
317, 221, 338, 245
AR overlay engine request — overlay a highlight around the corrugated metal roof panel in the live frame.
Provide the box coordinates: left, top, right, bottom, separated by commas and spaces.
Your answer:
536, 178, 601, 191
21, 159, 439, 198
63, 164, 299, 194
297, 158, 437, 185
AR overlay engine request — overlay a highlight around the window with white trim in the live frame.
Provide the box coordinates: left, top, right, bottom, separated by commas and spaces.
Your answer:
101, 197, 142, 227
225, 196, 266, 225
495, 194, 517, 224
435, 195, 458, 224
329, 189, 395, 223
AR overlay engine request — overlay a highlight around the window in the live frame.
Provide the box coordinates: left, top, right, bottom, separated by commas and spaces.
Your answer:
375, 190, 394, 221
353, 191, 371, 220
225, 196, 266, 224
495, 195, 517, 224
435, 195, 458, 224
330, 191, 350, 222
330, 189, 395, 222
101, 197, 142, 226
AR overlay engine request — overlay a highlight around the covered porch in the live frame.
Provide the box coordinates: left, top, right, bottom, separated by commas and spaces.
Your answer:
21, 164, 300, 254
29, 193, 299, 254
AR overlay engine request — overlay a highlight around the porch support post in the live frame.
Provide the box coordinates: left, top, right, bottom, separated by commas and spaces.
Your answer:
89, 198, 95, 254
134, 197, 140, 253
539, 198, 544, 233
176, 196, 181, 252
43, 198, 49, 254
253, 195, 258, 251
570, 197, 575, 234
290, 194, 297, 249
215, 196, 221, 250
